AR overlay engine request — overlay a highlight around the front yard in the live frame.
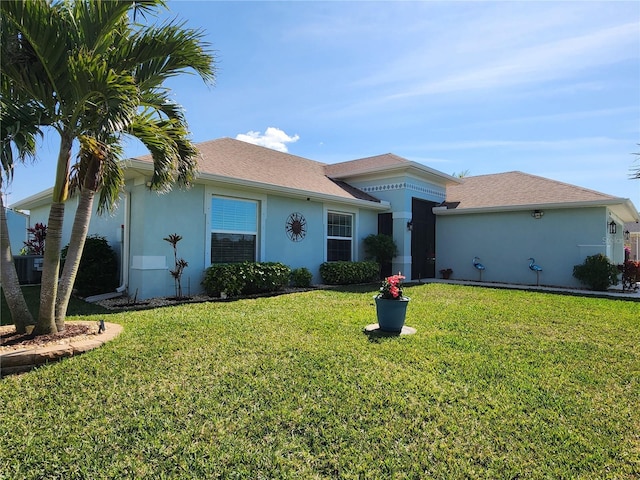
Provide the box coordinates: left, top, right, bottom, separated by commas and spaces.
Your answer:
1, 283, 638, 479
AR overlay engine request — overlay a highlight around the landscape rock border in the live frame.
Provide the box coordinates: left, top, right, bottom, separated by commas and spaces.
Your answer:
0, 321, 123, 378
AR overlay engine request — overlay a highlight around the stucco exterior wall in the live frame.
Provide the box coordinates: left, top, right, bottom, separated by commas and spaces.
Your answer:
127, 182, 207, 299
435, 207, 611, 288
348, 174, 447, 279
5, 208, 29, 255
121, 182, 386, 299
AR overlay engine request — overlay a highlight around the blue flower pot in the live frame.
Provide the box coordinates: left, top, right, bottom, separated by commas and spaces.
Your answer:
375, 296, 410, 332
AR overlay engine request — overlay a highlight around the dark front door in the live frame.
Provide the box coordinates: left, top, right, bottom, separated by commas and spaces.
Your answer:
411, 198, 437, 280
378, 213, 393, 278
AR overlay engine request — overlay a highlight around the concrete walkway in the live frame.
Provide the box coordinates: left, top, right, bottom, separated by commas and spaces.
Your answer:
422, 278, 640, 301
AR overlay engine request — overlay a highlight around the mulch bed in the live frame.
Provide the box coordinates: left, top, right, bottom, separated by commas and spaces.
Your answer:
0, 323, 94, 350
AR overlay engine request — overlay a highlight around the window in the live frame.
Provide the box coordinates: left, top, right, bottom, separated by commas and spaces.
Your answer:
211, 196, 258, 263
327, 212, 353, 261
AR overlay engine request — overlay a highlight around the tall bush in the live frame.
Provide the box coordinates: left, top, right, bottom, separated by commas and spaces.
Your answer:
61, 235, 118, 297
572, 254, 619, 291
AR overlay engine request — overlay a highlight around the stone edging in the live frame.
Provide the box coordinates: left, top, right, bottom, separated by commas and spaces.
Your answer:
0, 322, 123, 378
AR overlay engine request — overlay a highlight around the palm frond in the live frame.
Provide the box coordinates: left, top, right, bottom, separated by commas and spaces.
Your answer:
126, 19, 216, 90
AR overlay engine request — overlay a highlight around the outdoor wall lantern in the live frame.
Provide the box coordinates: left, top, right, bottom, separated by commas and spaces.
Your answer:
624, 229, 630, 241
608, 220, 617, 235
407, 220, 413, 231
531, 210, 544, 219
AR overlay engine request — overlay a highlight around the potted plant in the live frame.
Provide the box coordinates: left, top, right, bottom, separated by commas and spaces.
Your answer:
439, 268, 453, 279
374, 273, 410, 332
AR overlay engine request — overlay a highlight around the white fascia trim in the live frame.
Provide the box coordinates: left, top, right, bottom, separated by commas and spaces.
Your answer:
331, 163, 462, 185
9, 187, 54, 210
433, 199, 640, 222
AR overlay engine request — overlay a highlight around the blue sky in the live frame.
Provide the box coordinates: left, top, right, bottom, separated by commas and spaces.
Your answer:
6, 0, 640, 209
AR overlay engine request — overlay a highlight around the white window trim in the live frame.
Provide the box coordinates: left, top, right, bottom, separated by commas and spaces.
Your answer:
324, 206, 358, 262
205, 187, 267, 265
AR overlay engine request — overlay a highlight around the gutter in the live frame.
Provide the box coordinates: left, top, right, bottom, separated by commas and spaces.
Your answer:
433, 198, 640, 222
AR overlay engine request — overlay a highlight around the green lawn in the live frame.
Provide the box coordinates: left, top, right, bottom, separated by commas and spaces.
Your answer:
1, 284, 638, 479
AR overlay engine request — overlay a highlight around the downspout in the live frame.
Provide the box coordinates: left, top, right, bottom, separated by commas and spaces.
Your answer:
85, 191, 129, 303
116, 191, 130, 293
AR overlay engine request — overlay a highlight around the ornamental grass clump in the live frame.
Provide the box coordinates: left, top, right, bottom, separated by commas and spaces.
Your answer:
377, 273, 406, 300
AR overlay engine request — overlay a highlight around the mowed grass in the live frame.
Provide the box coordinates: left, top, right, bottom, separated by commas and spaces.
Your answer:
1, 284, 638, 479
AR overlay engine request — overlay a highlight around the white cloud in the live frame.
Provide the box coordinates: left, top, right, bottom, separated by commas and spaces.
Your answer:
235, 127, 300, 152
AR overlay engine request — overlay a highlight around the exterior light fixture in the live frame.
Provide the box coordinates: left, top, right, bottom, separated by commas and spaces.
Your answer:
608, 220, 617, 235
624, 230, 630, 241
531, 210, 544, 219
407, 220, 413, 231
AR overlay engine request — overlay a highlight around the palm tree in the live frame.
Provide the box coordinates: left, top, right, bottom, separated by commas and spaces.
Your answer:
0, 95, 46, 333
1, 0, 215, 334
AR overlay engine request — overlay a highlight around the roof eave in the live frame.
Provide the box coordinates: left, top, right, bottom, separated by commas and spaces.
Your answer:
434, 198, 640, 222
330, 162, 462, 185
198, 173, 391, 210
9, 188, 55, 211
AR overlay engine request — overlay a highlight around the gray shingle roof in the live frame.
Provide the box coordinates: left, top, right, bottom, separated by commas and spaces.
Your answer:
445, 171, 619, 209
133, 137, 379, 202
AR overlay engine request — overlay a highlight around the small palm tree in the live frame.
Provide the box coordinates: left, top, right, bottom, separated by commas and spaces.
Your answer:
164, 233, 188, 299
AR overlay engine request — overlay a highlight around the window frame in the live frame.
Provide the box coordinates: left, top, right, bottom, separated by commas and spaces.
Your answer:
326, 210, 355, 262
208, 191, 265, 265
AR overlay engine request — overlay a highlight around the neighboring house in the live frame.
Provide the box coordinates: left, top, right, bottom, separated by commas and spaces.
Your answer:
625, 221, 640, 261
4, 207, 29, 255
10, 138, 640, 299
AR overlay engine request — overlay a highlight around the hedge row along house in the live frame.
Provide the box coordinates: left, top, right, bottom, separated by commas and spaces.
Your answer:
11, 137, 639, 299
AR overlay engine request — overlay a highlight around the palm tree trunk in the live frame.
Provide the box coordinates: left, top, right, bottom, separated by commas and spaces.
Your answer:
55, 188, 95, 328
0, 196, 34, 333
34, 133, 72, 335
34, 201, 64, 334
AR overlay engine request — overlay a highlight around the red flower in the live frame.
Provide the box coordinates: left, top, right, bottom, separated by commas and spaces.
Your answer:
378, 273, 406, 300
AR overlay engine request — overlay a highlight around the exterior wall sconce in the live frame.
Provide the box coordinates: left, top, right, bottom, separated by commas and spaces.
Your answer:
624, 229, 630, 241
531, 210, 544, 219
407, 220, 413, 231
608, 220, 617, 235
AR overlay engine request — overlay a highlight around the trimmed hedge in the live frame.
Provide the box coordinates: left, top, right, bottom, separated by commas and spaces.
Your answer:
290, 267, 313, 288
202, 262, 291, 298
319, 261, 379, 285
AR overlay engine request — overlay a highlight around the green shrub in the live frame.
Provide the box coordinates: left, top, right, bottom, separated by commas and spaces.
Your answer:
61, 235, 118, 297
202, 262, 291, 298
290, 267, 313, 288
363, 233, 397, 264
319, 261, 379, 285
573, 254, 619, 291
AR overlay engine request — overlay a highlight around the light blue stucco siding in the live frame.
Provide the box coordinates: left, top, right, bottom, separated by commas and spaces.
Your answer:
26, 195, 126, 279
128, 182, 207, 300
27, 195, 125, 251
262, 195, 326, 282
435, 207, 612, 288
5, 208, 29, 255
348, 174, 447, 279
200, 186, 383, 290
